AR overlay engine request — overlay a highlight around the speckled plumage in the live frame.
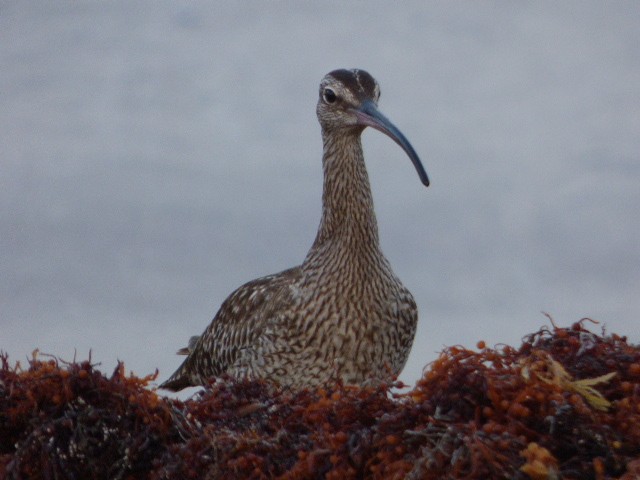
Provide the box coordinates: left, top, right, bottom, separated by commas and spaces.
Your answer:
160, 69, 429, 391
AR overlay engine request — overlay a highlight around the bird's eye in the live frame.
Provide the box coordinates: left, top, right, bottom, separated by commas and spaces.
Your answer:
323, 88, 337, 104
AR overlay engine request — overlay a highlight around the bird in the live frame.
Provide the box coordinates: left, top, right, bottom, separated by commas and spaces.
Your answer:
160, 68, 429, 391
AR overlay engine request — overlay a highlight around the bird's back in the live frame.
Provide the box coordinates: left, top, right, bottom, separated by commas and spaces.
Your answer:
161, 258, 417, 391
160, 266, 302, 391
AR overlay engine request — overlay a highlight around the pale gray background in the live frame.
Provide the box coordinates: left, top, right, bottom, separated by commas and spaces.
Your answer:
2, 2, 638, 397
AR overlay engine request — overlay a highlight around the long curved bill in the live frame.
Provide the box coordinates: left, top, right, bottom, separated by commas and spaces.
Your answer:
354, 100, 430, 187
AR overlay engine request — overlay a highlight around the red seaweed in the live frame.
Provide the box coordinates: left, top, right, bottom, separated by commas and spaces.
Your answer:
1, 319, 638, 479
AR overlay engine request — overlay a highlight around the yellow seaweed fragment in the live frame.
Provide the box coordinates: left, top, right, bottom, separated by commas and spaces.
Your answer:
521, 351, 616, 412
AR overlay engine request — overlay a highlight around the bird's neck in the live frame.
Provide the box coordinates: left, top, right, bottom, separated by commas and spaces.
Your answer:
305, 131, 381, 265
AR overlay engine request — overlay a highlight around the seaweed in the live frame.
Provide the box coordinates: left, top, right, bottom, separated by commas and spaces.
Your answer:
1, 319, 638, 479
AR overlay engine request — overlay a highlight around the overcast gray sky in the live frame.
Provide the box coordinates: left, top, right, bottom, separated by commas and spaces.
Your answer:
2, 1, 638, 397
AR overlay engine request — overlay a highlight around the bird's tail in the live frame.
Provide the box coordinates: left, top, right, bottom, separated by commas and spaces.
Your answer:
159, 358, 195, 391
158, 372, 193, 391
159, 335, 203, 391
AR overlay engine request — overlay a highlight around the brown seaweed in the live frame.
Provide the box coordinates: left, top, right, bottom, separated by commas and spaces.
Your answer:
1, 319, 638, 479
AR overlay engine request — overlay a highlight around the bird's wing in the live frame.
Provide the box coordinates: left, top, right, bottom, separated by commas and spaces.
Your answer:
159, 266, 302, 391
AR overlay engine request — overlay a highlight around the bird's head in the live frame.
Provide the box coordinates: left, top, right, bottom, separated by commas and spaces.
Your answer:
317, 68, 429, 187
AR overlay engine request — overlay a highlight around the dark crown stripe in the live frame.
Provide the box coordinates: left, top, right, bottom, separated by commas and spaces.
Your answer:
328, 69, 377, 97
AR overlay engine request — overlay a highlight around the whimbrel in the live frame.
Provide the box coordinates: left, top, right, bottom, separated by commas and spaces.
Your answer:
160, 69, 429, 391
